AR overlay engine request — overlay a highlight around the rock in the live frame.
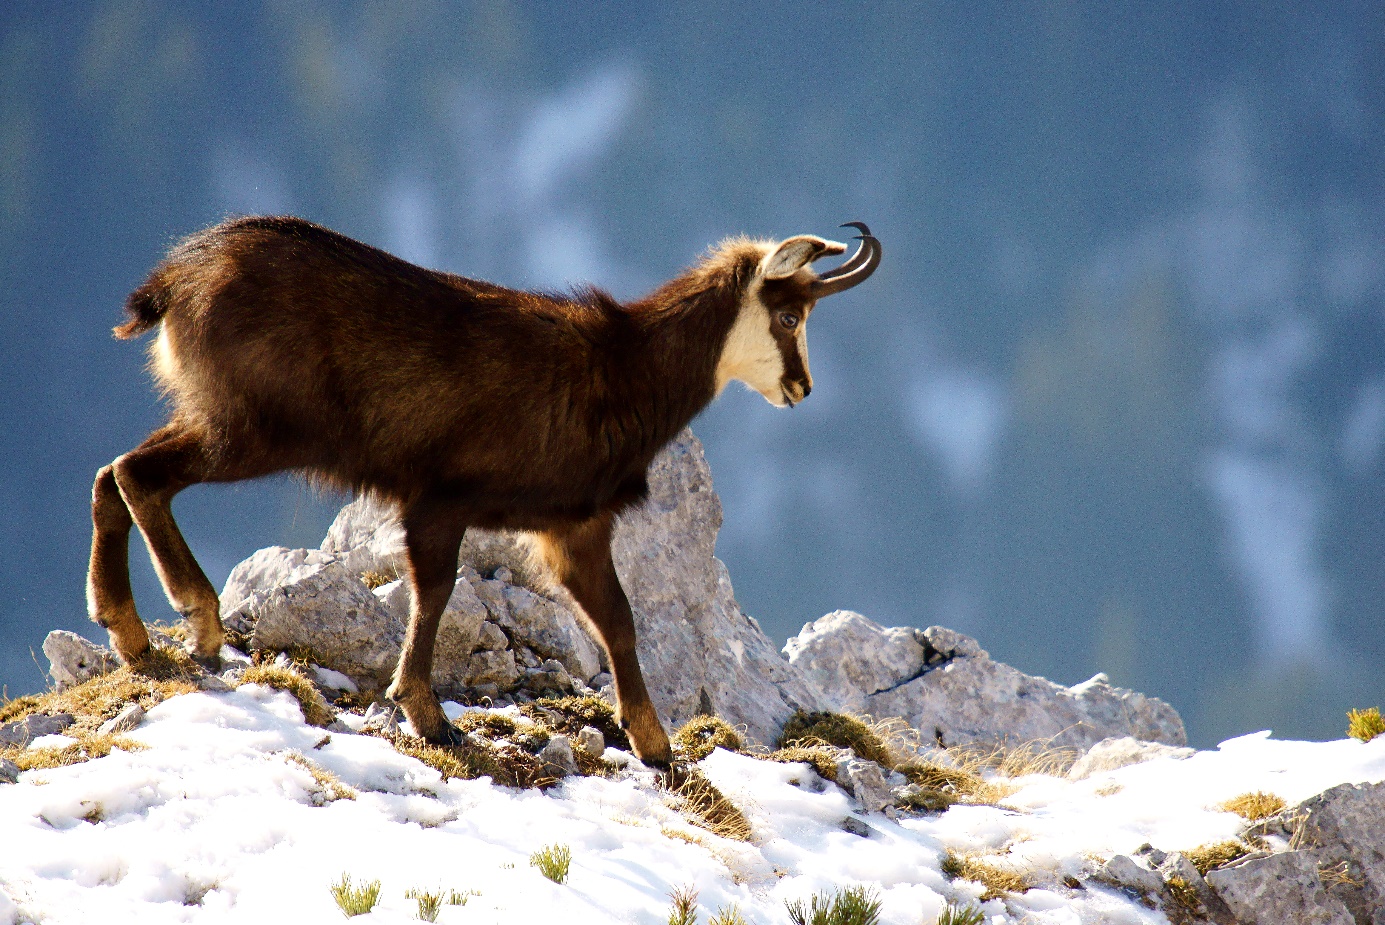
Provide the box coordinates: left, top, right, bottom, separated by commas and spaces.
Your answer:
836, 757, 893, 815
0, 713, 74, 748
1096, 854, 1164, 896
474, 621, 508, 652
465, 649, 520, 689
524, 659, 573, 694
371, 579, 410, 626
220, 546, 338, 633
197, 675, 234, 693
1160, 853, 1233, 922
496, 584, 603, 683
1206, 851, 1355, 925
98, 703, 145, 735
0, 758, 18, 784
429, 579, 488, 688
1273, 780, 1385, 921
42, 631, 117, 690
590, 672, 613, 690
609, 430, 828, 746
320, 495, 408, 578
538, 734, 579, 776
785, 615, 1186, 751
245, 556, 403, 688
575, 725, 605, 757
362, 702, 400, 736
1068, 736, 1195, 780
783, 611, 927, 713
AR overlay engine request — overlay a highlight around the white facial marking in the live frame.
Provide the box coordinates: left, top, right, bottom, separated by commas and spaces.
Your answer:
715, 282, 788, 407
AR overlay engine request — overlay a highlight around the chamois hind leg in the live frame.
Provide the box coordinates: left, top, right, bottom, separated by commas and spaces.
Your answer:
536, 514, 673, 768
88, 459, 150, 664
110, 424, 232, 669
387, 495, 468, 745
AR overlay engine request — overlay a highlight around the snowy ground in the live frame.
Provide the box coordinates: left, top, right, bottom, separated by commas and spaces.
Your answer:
2, 685, 1383, 925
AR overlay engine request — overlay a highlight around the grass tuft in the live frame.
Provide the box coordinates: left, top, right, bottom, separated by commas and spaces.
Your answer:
935, 901, 986, 925
389, 732, 555, 789
2, 732, 145, 771
0, 647, 200, 735
766, 746, 842, 783
529, 843, 572, 884
673, 715, 744, 761
663, 766, 753, 842
283, 752, 356, 804
1164, 875, 1201, 914
519, 695, 630, 751
785, 885, 882, 925
1186, 839, 1250, 875
329, 873, 380, 917
1347, 706, 1385, 743
778, 711, 895, 767
405, 886, 473, 921
238, 664, 335, 727
940, 850, 1031, 900
360, 570, 397, 590
1217, 791, 1286, 822
709, 905, 747, 925
667, 884, 699, 925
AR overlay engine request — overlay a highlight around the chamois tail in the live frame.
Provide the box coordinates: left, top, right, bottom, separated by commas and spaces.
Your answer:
114, 276, 169, 339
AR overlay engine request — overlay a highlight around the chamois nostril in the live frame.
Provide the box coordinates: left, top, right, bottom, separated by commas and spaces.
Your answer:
801, 381, 811, 398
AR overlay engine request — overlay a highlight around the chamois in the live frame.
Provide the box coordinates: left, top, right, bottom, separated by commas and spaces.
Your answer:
88, 215, 880, 766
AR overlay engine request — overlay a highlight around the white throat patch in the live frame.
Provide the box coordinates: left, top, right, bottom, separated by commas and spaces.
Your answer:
715, 283, 789, 407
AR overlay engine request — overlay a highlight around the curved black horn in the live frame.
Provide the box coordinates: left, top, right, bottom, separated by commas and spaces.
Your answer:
810, 223, 880, 296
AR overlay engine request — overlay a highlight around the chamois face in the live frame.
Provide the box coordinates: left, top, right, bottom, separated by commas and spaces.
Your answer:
715, 235, 846, 407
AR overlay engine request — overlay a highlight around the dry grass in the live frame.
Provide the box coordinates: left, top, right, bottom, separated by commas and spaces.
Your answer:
1185, 840, 1250, 875
660, 826, 706, 847
1218, 791, 1286, 822
940, 851, 1032, 901
673, 715, 744, 761
1347, 706, 1385, 743
766, 746, 842, 784
238, 664, 334, 727
0, 646, 200, 735
2, 732, 145, 771
1164, 875, 1202, 915
518, 695, 630, 751
282, 752, 356, 804
778, 711, 895, 767
666, 884, 699, 925
388, 732, 557, 789
663, 765, 753, 842
360, 570, 397, 590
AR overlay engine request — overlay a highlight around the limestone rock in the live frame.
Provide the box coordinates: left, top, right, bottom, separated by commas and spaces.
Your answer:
320, 495, 408, 579
575, 726, 605, 757
496, 584, 603, 683
0, 713, 74, 748
784, 615, 1185, 751
538, 734, 579, 777
245, 557, 403, 687
1068, 736, 1195, 780
429, 579, 488, 689
836, 757, 893, 815
465, 649, 520, 689
475, 621, 509, 652
783, 611, 926, 713
1096, 854, 1164, 896
1206, 851, 1354, 925
0, 758, 18, 784
42, 630, 117, 690
98, 703, 145, 735
1274, 780, 1385, 921
220, 546, 337, 634
610, 431, 828, 746
362, 702, 400, 736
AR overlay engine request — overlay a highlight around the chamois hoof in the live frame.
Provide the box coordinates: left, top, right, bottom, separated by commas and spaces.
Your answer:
422, 723, 468, 747
188, 649, 222, 674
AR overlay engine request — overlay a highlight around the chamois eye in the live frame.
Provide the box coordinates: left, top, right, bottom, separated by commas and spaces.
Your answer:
779, 312, 799, 329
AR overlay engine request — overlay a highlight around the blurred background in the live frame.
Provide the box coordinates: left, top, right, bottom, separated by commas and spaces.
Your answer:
1, 2, 1381, 747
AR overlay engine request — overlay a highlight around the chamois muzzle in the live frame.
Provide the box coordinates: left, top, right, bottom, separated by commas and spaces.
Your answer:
809, 222, 881, 297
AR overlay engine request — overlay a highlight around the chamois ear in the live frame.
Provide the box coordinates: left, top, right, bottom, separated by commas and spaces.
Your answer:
761, 235, 848, 280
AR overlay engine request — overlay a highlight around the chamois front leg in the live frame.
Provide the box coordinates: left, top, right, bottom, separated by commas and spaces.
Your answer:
388, 496, 468, 745
538, 516, 673, 769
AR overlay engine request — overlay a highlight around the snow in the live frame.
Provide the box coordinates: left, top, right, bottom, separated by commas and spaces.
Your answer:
1, 688, 1382, 925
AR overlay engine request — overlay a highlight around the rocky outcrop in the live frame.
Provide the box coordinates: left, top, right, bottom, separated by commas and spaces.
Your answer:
784, 612, 1187, 750
42, 630, 117, 690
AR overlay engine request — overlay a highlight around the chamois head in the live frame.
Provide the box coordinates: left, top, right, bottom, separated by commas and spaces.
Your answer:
715, 222, 881, 407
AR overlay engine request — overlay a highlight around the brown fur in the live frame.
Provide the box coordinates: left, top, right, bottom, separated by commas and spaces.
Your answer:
89, 215, 868, 765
